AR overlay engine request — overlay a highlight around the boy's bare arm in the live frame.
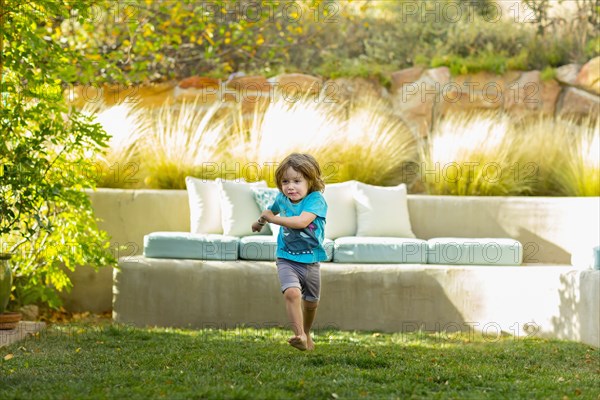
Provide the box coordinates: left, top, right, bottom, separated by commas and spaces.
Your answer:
251, 221, 264, 232
252, 210, 280, 232
261, 210, 316, 229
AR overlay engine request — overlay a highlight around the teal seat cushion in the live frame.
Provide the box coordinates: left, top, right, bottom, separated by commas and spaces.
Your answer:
144, 232, 239, 260
239, 236, 334, 262
239, 236, 277, 261
427, 237, 523, 265
333, 237, 428, 263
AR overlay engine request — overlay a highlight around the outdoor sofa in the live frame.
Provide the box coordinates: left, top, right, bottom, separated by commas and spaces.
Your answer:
81, 179, 599, 346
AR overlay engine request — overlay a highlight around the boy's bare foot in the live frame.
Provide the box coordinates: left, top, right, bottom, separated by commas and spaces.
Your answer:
306, 336, 315, 351
288, 335, 308, 351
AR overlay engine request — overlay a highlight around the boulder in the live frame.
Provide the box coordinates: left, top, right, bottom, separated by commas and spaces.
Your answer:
174, 76, 221, 104
556, 64, 581, 86
323, 77, 388, 104
268, 73, 323, 98
538, 79, 562, 115
439, 72, 511, 116
576, 57, 600, 95
224, 75, 271, 112
391, 67, 450, 136
558, 87, 600, 118
390, 67, 424, 94
178, 76, 220, 89
504, 70, 542, 114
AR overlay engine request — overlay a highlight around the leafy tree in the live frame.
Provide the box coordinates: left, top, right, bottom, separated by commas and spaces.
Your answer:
1, 0, 116, 309
59, 0, 341, 82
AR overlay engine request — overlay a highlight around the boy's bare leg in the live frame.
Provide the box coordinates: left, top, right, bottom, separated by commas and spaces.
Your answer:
303, 300, 318, 351
283, 288, 307, 350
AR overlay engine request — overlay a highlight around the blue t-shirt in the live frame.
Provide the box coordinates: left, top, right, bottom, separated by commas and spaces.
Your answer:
269, 191, 328, 263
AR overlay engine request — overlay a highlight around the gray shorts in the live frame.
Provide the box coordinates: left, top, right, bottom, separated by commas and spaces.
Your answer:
276, 258, 321, 302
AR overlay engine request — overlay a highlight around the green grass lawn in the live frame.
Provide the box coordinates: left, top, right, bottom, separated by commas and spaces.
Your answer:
1, 320, 598, 400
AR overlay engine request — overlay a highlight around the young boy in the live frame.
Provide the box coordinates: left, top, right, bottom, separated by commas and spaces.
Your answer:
251, 153, 327, 351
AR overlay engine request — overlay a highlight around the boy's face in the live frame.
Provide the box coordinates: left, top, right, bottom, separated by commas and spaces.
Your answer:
281, 167, 309, 203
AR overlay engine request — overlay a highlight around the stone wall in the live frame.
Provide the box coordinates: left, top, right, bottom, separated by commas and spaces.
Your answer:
69, 57, 600, 137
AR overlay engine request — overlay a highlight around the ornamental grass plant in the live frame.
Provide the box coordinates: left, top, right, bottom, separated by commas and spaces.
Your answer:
418, 113, 600, 196
83, 103, 147, 189
418, 113, 533, 196
548, 118, 599, 197
227, 95, 418, 187
90, 95, 419, 189
139, 100, 230, 189
90, 98, 597, 196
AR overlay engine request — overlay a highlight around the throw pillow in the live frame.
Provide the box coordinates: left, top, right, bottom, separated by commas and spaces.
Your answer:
354, 182, 416, 238
252, 187, 280, 236
218, 179, 268, 237
322, 181, 357, 239
185, 176, 223, 234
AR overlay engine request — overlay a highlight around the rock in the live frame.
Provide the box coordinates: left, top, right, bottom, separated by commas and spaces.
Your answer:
555, 64, 581, 85
19, 305, 39, 321
391, 74, 437, 137
453, 71, 521, 94
504, 70, 542, 113
226, 75, 270, 91
391, 67, 450, 137
323, 77, 388, 104
576, 57, 600, 95
178, 76, 220, 89
268, 73, 323, 100
439, 72, 508, 116
174, 76, 221, 104
390, 67, 424, 94
425, 67, 451, 86
539, 79, 562, 115
224, 75, 271, 113
439, 81, 504, 115
558, 87, 600, 118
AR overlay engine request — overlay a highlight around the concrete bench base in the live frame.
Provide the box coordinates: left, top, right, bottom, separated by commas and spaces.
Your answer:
114, 256, 599, 347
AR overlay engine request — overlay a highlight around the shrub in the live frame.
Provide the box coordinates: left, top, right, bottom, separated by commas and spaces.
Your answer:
1, 0, 118, 310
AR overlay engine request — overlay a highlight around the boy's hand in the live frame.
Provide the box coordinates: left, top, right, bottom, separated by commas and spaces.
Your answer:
260, 210, 275, 223
251, 221, 264, 232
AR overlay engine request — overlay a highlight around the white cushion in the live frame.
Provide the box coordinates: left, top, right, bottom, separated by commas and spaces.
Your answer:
354, 182, 416, 238
219, 179, 267, 237
185, 177, 222, 234
322, 181, 357, 239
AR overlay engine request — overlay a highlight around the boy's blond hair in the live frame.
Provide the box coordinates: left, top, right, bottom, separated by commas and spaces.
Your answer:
275, 153, 325, 194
